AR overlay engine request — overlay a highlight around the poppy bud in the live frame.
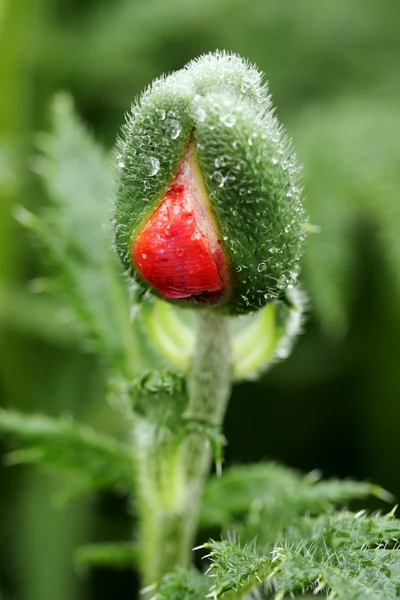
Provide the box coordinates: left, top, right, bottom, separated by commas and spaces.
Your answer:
114, 52, 305, 315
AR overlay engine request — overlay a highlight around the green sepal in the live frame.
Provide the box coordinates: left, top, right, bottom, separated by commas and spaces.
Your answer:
192, 87, 304, 313
115, 74, 192, 270
137, 286, 306, 381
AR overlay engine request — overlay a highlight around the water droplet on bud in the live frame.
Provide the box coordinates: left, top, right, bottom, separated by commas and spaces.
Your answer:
221, 113, 237, 128
143, 156, 160, 176
164, 119, 181, 139
195, 107, 206, 122
211, 171, 225, 188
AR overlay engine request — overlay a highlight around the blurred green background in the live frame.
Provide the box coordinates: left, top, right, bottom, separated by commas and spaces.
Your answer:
1, 0, 400, 598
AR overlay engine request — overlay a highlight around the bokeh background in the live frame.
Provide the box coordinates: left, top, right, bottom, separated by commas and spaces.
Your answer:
1, 0, 400, 598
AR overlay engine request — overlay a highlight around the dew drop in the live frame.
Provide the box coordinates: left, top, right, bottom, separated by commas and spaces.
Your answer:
143, 156, 160, 176
257, 262, 267, 272
277, 275, 288, 290
164, 119, 181, 139
195, 107, 206, 122
269, 247, 279, 254
211, 171, 225, 188
141, 253, 147, 259
174, 247, 184, 258
221, 112, 237, 128
234, 160, 245, 172
286, 186, 298, 198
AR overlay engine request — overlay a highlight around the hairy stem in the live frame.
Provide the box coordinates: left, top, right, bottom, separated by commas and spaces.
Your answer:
136, 310, 232, 586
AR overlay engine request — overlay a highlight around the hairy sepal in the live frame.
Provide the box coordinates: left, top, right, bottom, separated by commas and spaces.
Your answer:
115, 73, 192, 270
192, 88, 304, 313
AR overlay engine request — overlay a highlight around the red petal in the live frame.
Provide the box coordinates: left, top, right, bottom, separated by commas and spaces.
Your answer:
133, 143, 229, 303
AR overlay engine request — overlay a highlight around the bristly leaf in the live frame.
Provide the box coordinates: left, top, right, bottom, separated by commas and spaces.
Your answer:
200, 463, 388, 546
16, 93, 143, 380
75, 542, 139, 570
151, 569, 211, 600
200, 510, 400, 599
201, 539, 269, 598
282, 510, 400, 551
269, 511, 400, 599
0, 409, 135, 497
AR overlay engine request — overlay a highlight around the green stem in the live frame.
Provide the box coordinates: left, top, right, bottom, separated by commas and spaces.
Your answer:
136, 310, 232, 586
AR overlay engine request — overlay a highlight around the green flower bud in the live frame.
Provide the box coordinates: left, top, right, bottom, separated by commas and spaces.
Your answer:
114, 51, 306, 315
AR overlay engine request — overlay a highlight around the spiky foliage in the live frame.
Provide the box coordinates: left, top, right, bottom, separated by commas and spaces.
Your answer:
1, 405, 390, 586
150, 569, 211, 600
0, 409, 135, 500
200, 463, 388, 545
15, 93, 143, 381
151, 507, 400, 599
192, 510, 400, 599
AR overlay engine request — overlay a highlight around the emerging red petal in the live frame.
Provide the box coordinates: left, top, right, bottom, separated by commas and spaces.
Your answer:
133, 143, 229, 304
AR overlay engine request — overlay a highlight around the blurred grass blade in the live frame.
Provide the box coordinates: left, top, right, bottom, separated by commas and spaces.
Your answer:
75, 542, 139, 570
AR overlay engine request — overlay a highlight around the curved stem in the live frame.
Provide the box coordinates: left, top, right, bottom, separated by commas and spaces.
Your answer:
136, 310, 232, 586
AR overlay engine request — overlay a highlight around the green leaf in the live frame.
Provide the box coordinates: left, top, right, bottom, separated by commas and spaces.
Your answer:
200, 510, 400, 598
283, 510, 400, 551
200, 462, 388, 545
151, 569, 211, 600
0, 280, 81, 346
199, 539, 269, 598
75, 542, 139, 569
17, 93, 143, 379
0, 409, 135, 496
271, 511, 400, 599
